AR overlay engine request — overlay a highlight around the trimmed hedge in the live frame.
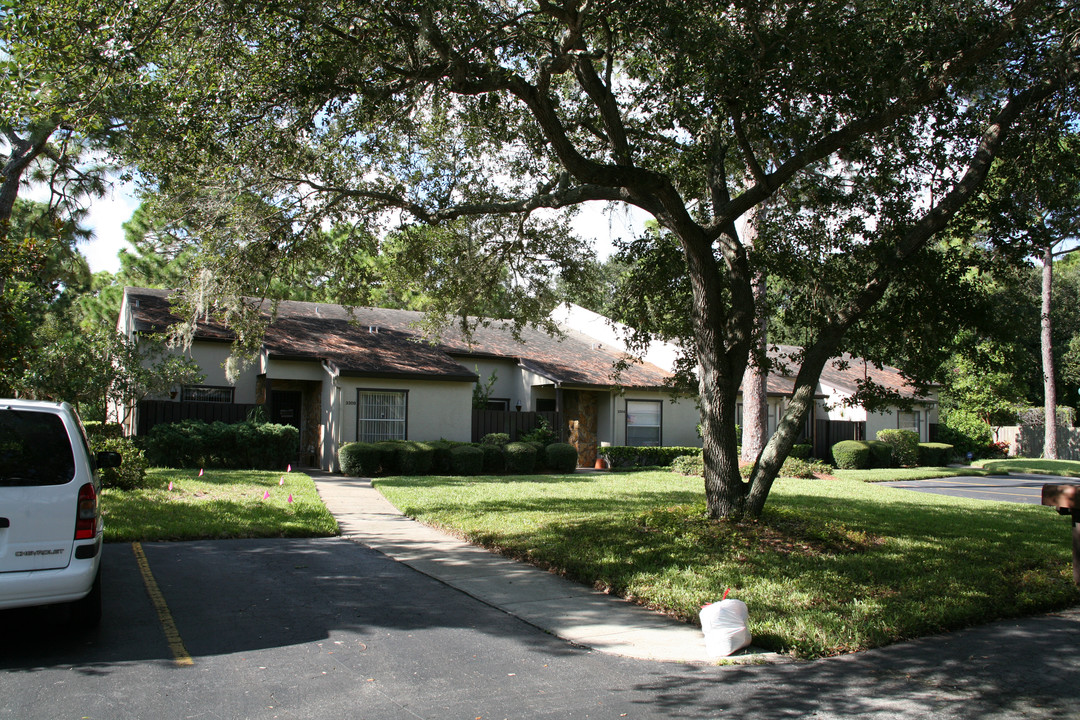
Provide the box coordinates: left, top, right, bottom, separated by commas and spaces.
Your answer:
832, 440, 872, 469
877, 429, 919, 467
481, 443, 505, 473
671, 453, 704, 476
600, 446, 701, 468
340, 442, 381, 477
866, 440, 894, 469
917, 442, 955, 466
450, 444, 485, 475
545, 442, 578, 473
145, 419, 299, 470
504, 442, 537, 474
481, 433, 510, 447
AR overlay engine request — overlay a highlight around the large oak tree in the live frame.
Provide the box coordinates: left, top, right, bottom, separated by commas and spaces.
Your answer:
10, 0, 1079, 518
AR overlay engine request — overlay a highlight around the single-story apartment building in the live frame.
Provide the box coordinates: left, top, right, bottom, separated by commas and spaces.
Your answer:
117, 289, 937, 469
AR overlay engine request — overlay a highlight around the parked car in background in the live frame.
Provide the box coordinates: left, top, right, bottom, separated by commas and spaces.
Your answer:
0, 399, 120, 626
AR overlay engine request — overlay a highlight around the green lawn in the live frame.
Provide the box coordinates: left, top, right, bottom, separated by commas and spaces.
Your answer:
979, 458, 1080, 478
375, 470, 1079, 659
832, 466, 987, 482
102, 468, 339, 541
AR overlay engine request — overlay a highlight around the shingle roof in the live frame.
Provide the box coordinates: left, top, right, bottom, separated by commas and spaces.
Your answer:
766, 344, 929, 400
122, 288, 673, 388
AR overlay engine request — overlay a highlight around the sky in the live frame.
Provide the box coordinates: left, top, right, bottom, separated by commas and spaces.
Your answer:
78, 186, 646, 275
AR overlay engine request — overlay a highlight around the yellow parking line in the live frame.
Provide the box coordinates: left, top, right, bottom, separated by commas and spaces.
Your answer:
132, 542, 193, 667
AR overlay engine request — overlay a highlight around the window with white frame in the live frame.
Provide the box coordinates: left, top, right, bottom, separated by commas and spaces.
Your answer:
899, 410, 922, 438
357, 390, 407, 443
626, 400, 662, 447
181, 385, 234, 403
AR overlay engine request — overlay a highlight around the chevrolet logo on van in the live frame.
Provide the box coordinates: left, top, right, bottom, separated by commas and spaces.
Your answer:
15, 549, 66, 557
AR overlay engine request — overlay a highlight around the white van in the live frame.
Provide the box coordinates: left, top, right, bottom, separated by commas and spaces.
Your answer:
0, 399, 120, 626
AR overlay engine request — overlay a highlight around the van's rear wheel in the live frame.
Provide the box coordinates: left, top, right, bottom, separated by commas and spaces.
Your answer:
70, 567, 102, 628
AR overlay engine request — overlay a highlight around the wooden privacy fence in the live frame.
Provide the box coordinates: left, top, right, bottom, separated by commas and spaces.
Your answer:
137, 400, 261, 436
472, 410, 563, 443
813, 419, 866, 461
996, 425, 1080, 460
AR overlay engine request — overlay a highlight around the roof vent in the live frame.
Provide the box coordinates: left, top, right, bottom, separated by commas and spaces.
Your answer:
369, 325, 379, 334
315, 306, 320, 315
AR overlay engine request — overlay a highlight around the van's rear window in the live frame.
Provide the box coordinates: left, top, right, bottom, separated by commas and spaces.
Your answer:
0, 410, 75, 486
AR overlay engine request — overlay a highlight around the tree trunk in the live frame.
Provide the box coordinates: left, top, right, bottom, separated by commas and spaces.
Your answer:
740, 204, 769, 463
1042, 244, 1058, 459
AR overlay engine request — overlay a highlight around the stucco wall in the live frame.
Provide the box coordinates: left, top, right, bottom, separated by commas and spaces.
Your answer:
335, 377, 474, 444
610, 391, 701, 448
462, 357, 522, 409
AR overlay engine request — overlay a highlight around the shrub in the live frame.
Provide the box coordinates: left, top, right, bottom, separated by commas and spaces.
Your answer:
865, 440, 894, 469
144, 419, 299, 470
504, 442, 537, 474
876, 429, 919, 467
523, 440, 547, 470
92, 435, 150, 490
480, 443, 505, 473
450, 444, 485, 475
373, 442, 401, 475
671, 453, 704, 476
339, 442, 381, 477
481, 433, 510, 447
427, 441, 453, 474
600, 446, 701, 468
917, 442, 955, 466
789, 443, 812, 459
521, 417, 558, 446
936, 408, 992, 458
545, 443, 579, 473
397, 441, 434, 475
83, 421, 123, 439
832, 440, 871, 469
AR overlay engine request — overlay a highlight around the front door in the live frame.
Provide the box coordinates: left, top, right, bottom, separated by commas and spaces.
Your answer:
270, 391, 302, 463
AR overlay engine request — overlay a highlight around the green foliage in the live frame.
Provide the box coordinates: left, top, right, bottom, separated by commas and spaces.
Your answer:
450, 444, 485, 475
396, 441, 434, 475
480, 443, 506, 474
600, 446, 701, 468
832, 441, 872, 470
339, 442, 381, 477
520, 416, 558, 446
472, 368, 498, 410
426, 441, 453, 474
917, 443, 955, 466
865, 440, 894, 469
91, 434, 149, 491
144, 420, 298, 470
481, 433, 510, 447
789, 444, 812, 459
876, 429, 920, 467
545, 442, 578, 474
670, 453, 704, 476
937, 407, 994, 457
504, 442, 537, 474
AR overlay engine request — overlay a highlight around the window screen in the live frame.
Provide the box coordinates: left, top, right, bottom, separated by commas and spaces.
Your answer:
182, 385, 235, 403
0, 410, 75, 486
358, 391, 407, 443
626, 400, 661, 447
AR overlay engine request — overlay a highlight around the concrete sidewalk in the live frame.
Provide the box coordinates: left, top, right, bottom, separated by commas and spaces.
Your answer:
312, 471, 777, 665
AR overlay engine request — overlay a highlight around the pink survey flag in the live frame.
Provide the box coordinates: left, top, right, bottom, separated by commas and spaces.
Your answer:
287, 494, 293, 504
263, 490, 270, 500
199, 468, 204, 477
168, 481, 173, 491
286, 464, 292, 472
279, 476, 285, 486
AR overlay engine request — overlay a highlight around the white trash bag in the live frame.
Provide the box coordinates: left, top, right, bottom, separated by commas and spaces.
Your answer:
699, 594, 752, 657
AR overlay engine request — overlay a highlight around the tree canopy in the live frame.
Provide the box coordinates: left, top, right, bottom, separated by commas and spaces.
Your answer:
7, 0, 1079, 517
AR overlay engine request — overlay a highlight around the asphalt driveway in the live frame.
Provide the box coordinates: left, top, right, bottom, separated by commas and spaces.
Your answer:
882, 473, 1080, 504
2, 537, 1080, 719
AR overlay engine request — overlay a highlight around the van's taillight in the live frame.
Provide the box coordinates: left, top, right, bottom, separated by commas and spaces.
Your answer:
75, 483, 98, 540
